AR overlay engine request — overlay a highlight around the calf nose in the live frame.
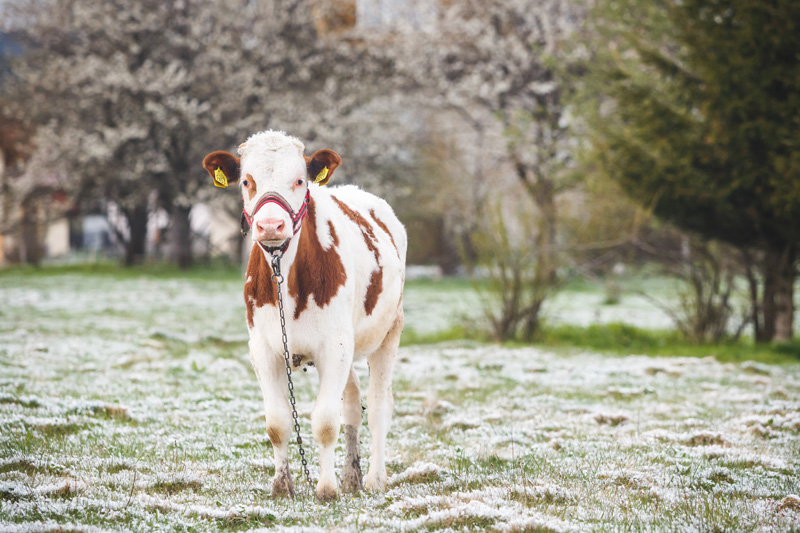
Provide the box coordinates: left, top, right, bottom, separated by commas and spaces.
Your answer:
255, 218, 286, 239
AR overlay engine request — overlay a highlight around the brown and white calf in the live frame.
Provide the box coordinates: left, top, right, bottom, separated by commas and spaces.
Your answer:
203, 131, 406, 500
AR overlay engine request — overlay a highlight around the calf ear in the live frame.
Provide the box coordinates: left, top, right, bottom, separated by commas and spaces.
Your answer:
202, 151, 240, 188
306, 149, 341, 186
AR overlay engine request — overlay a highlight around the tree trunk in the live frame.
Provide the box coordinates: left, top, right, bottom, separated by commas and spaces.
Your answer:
523, 175, 557, 341
521, 300, 544, 342
122, 204, 148, 266
761, 245, 796, 343
1, 148, 9, 229
171, 205, 193, 269
20, 197, 44, 266
742, 250, 763, 341
439, 222, 461, 276
533, 179, 558, 287
761, 254, 777, 342
771, 245, 795, 342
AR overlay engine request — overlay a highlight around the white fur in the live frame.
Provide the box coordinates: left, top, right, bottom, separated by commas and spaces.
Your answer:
238, 130, 305, 157
241, 131, 407, 499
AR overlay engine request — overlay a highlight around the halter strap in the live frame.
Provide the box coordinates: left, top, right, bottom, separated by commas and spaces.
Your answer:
242, 188, 310, 255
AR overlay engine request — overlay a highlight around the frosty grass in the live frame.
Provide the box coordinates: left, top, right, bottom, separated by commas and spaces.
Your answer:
1, 273, 799, 532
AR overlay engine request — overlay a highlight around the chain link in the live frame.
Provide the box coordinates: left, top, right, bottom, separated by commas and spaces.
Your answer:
271, 254, 312, 486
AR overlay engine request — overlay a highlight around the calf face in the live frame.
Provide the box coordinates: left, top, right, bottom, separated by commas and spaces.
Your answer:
202, 133, 341, 249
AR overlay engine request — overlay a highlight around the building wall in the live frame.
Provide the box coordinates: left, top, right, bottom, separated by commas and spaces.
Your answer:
44, 218, 70, 257
356, 0, 438, 32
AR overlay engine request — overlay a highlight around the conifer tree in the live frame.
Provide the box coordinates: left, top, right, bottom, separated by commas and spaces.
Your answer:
581, 0, 800, 341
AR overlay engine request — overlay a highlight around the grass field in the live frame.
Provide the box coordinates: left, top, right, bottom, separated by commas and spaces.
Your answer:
1, 266, 799, 531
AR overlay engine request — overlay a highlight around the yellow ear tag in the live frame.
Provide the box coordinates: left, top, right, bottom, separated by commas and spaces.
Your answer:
213, 167, 228, 188
314, 166, 329, 184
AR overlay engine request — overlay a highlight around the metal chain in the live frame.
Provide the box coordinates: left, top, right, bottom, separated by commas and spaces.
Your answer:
270, 254, 312, 486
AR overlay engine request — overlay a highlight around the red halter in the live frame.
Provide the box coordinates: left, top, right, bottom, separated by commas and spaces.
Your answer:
243, 188, 310, 254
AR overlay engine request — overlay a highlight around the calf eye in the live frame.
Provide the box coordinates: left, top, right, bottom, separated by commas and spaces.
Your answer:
241, 179, 250, 187
296, 179, 304, 186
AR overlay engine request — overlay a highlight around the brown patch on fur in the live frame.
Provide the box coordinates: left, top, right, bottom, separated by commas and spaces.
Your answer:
292, 353, 305, 368
288, 198, 347, 319
244, 173, 257, 201
328, 221, 339, 247
332, 196, 384, 315
317, 424, 337, 447
332, 197, 379, 256
369, 209, 399, 258
267, 426, 282, 447
364, 269, 383, 316
244, 245, 277, 328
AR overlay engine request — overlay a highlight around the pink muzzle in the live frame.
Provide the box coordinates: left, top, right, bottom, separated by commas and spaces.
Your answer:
243, 188, 310, 255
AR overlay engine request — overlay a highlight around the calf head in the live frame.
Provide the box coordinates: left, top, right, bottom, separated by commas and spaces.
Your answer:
203, 131, 341, 249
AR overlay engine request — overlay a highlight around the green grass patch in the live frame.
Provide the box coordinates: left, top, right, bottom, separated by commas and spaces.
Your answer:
27, 421, 91, 437
0, 395, 41, 408
404, 276, 476, 292
402, 319, 800, 366
400, 325, 486, 346
148, 478, 204, 496
536, 322, 800, 364
0, 259, 243, 281
104, 462, 135, 474
0, 458, 38, 475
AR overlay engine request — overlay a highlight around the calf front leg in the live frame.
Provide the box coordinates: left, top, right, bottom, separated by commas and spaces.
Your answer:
312, 339, 354, 500
365, 310, 403, 491
250, 342, 295, 498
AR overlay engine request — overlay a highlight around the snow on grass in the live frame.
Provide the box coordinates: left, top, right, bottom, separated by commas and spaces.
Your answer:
388, 462, 441, 486
546, 289, 675, 330
0, 272, 799, 531
401, 277, 678, 335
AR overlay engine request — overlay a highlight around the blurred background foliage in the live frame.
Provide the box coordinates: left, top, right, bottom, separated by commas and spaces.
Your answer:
0, 0, 797, 345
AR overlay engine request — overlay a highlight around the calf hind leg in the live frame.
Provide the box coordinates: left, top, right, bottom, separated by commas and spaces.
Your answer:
341, 366, 363, 493
365, 310, 403, 491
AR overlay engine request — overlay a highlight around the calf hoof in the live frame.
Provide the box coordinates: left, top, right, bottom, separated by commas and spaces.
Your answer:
364, 470, 387, 491
315, 482, 338, 501
342, 458, 363, 493
342, 475, 363, 494
272, 466, 295, 498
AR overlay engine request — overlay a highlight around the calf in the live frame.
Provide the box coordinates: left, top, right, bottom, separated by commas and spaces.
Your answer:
203, 131, 406, 500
